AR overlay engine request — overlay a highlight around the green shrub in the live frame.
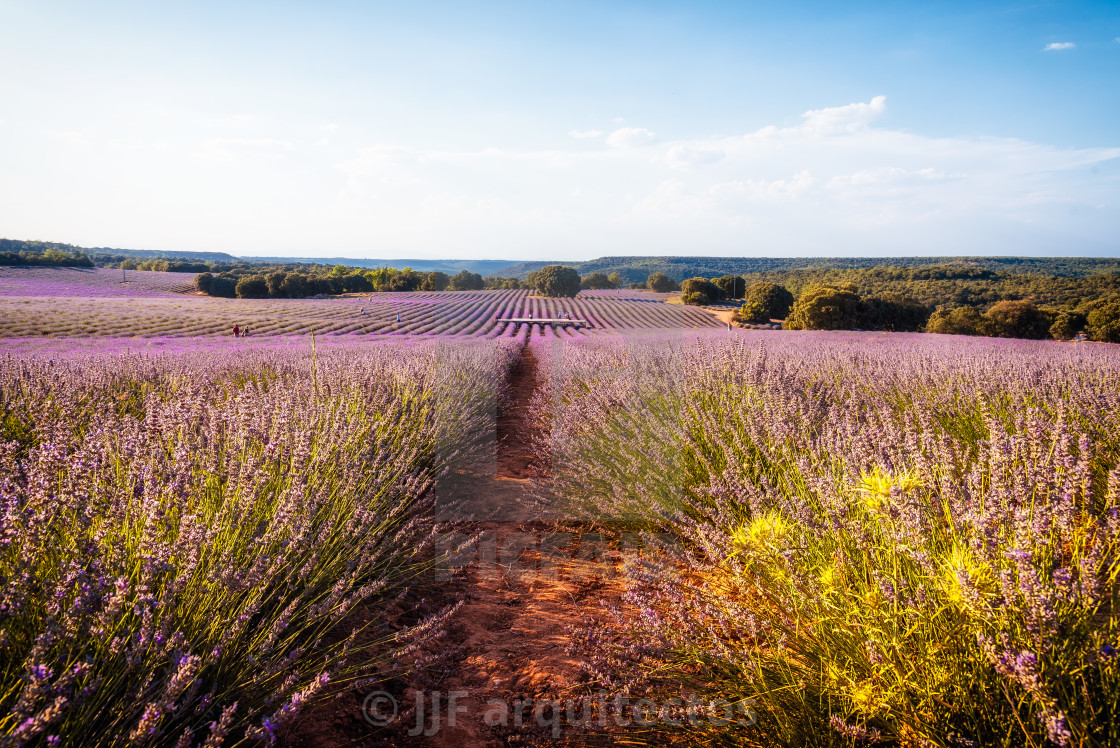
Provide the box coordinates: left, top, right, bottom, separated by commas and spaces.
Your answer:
646, 272, 677, 293
862, 292, 929, 331
1050, 311, 1087, 340
681, 291, 711, 306
984, 300, 1053, 339
234, 275, 269, 299
785, 285, 864, 330
926, 305, 991, 336
680, 277, 722, 303
581, 272, 616, 290
527, 265, 581, 297
421, 271, 450, 291
712, 275, 746, 299
448, 270, 484, 291
735, 300, 770, 324
744, 281, 794, 320
1086, 299, 1120, 343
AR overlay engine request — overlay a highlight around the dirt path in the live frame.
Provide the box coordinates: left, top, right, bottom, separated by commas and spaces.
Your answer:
288, 345, 624, 747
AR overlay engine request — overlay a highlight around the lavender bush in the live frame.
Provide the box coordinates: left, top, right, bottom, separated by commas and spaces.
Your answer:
0, 338, 516, 746
539, 331, 1120, 746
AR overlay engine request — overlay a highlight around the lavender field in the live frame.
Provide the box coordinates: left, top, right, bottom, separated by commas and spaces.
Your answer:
0, 338, 517, 745
3, 270, 1120, 746
537, 331, 1120, 746
0, 270, 717, 340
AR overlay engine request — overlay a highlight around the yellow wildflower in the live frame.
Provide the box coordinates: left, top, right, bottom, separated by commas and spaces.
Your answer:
731, 511, 791, 552
855, 466, 923, 512
940, 544, 994, 607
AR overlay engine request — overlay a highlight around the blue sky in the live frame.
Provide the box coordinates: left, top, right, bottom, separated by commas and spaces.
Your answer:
1, 0, 1117, 259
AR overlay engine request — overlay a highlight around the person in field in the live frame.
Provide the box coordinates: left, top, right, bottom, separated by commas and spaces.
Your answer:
233, 324, 240, 338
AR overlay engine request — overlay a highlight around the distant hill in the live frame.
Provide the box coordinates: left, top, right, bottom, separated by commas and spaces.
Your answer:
5, 238, 1118, 283
500, 256, 1120, 282
240, 257, 521, 276
0, 239, 238, 263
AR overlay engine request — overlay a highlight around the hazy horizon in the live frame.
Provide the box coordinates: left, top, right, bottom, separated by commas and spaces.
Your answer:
2, 1, 1118, 260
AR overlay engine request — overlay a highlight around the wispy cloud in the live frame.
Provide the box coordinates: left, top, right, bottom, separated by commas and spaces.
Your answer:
798, 95, 886, 134
198, 138, 294, 162
569, 129, 603, 139
606, 127, 655, 148
1044, 42, 1076, 51
332, 96, 1120, 255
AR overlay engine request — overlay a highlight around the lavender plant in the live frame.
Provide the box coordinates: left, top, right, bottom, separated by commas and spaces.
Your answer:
0, 338, 516, 746
541, 331, 1120, 746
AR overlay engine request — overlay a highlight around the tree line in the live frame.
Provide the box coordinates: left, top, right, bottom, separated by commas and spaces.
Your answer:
198, 264, 624, 300
196, 265, 492, 299
668, 272, 1120, 343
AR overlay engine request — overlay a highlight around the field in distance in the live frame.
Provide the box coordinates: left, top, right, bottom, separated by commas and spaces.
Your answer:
0, 266, 718, 339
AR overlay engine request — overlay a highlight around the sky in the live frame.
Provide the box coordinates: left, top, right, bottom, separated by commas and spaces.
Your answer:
1, 1, 1118, 260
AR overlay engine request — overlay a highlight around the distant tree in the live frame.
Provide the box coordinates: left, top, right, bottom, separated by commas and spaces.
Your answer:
342, 273, 373, 293
120, 259, 138, 270
448, 270, 485, 291
984, 300, 1052, 339
195, 272, 213, 294
366, 267, 395, 291
861, 292, 929, 332
785, 285, 865, 330
607, 272, 623, 288
208, 275, 238, 298
713, 275, 746, 300
925, 305, 990, 336
1085, 297, 1120, 343
744, 282, 795, 320
581, 272, 615, 290
646, 273, 677, 293
1049, 310, 1087, 340
680, 277, 722, 305
421, 271, 450, 291
279, 272, 311, 298
484, 276, 521, 290
387, 270, 422, 292
265, 271, 287, 297
529, 265, 581, 297
235, 275, 269, 299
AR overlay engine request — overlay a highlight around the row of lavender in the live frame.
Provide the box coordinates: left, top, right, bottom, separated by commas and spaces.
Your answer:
0, 267, 195, 297
0, 338, 518, 746
534, 331, 1120, 746
0, 290, 719, 339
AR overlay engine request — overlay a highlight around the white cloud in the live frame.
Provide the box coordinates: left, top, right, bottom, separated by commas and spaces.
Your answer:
1044, 42, 1076, 51
198, 138, 294, 162
606, 127, 655, 148
798, 95, 886, 134
569, 129, 603, 139
665, 144, 725, 169
326, 96, 1119, 255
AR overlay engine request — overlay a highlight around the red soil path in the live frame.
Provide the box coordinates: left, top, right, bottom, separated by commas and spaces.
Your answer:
286, 346, 625, 747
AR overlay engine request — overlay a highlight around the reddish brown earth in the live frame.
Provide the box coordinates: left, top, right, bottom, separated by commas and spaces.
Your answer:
285, 346, 626, 747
